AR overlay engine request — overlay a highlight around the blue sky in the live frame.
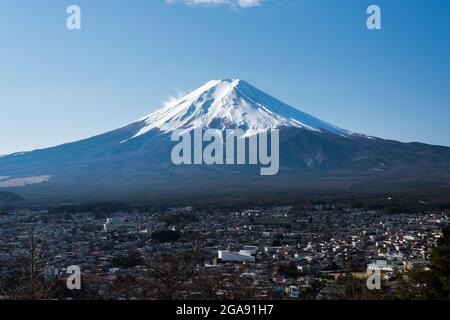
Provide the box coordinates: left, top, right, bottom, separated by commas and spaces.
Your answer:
1, 0, 449, 154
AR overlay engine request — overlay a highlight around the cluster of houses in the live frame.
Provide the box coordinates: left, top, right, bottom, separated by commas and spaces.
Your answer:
0, 205, 447, 299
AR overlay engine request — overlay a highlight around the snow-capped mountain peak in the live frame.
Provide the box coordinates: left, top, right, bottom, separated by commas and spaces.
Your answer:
130, 79, 351, 139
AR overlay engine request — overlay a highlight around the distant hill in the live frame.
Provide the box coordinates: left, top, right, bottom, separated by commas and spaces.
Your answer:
0, 191, 25, 203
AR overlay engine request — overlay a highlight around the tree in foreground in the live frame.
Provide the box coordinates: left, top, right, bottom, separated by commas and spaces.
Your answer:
397, 226, 450, 300
0, 226, 56, 299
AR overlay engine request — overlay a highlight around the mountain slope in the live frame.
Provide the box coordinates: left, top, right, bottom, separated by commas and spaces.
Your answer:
0, 79, 449, 202
130, 79, 351, 139
0, 191, 24, 203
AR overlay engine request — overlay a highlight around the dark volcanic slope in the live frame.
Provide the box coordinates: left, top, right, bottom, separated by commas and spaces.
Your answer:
0, 126, 449, 202
0, 191, 25, 203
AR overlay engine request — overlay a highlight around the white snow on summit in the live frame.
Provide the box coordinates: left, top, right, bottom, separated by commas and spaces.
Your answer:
129, 79, 351, 140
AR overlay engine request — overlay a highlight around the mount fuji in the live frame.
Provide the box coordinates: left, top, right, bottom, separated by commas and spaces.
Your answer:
0, 79, 449, 202
129, 79, 351, 138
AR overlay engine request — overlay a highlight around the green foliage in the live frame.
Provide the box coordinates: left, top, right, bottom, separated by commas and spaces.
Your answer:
151, 230, 182, 243
397, 227, 450, 300
111, 251, 144, 268
278, 262, 303, 277
428, 227, 450, 299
